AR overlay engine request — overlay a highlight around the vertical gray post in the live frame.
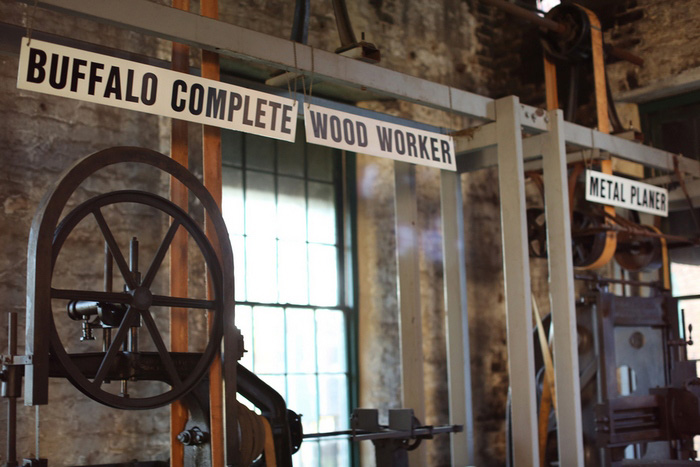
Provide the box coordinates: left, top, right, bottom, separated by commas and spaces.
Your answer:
440, 170, 475, 466
542, 109, 585, 466
495, 96, 539, 467
394, 161, 427, 466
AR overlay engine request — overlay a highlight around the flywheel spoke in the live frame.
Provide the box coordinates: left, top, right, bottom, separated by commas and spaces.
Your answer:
141, 221, 181, 289
151, 295, 216, 310
93, 209, 137, 290
92, 307, 137, 387
141, 309, 183, 389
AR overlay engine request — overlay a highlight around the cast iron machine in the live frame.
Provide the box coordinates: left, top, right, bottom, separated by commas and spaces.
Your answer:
1, 147, 301, 466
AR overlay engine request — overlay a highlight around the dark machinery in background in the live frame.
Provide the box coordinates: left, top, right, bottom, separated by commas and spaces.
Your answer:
480, 2, 700, 465
517, 287, 700, 467
0, 147, 460, 466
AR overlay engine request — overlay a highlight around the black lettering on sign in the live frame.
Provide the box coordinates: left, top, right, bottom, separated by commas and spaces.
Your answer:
630, 186, 637, 204
281, 105, 293, 134
88, 62, 104, 96
242, 95, 254, 126
141, 73, 157, 106
441, 140, 451, 164
171, 80, 186, 112
125, 69, 138, 103
343, 118, 355, 145
357, 122, 368, 147
418, 135, 429, 159
589, 176, 599, 197
104, 67, 122, 100
268, 101, 281, 131
430, 137, 440, 161
189, 83, 204, 115
377, 127, 392, 152
406, 133, 417, 157
612, 182, 621, 201
27, 48, 47, 84
70, 58, 87, 93
394, 130, 406, 155
660, 193, 666, 212
330, 116, 342, 143
255, 98, 267, 129
206, 87, 226, 119
49, 54, 69, 89
227, 92, 242, 121
309, 111, 328, 139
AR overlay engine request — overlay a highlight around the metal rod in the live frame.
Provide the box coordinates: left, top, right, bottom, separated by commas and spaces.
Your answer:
104, 241, 113, 292
35, 406, 40, 459
480, 0, 567, 34
6, 312, 17, 467
6, 398, 16, 467
103, 328, 112, 352
129, 236, 139, 285
574, 274, 661, 288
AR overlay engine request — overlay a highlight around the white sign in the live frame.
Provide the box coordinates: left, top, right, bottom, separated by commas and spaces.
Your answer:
304, 104, 456, 171
17, 38, 298, 142
585, 169, 668, 217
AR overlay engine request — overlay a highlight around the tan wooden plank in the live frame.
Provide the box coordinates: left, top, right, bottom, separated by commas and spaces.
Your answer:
583, 8, 610, 134
200, 0, 225, 465
544, 55, 558, 111
169, 1, 189, 465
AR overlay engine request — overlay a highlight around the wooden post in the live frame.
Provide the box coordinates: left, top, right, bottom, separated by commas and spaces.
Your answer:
581, 7, 610, 134
169, 1, 189, 466
544, 56, 558, 111
200, 0, 225, 466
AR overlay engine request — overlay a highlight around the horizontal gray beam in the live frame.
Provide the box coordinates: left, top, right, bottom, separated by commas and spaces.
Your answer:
456, 118, 700, 177
24, 0, 497, 124
563, 122, 700, 176
28, 0, 551, 131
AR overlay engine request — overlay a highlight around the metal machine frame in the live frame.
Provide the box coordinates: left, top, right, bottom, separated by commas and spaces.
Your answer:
11, 1, 700, 465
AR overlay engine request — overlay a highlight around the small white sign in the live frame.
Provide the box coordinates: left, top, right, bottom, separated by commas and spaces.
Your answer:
304, 104, 456, 171
17, 38, 298, 142
585, 169, 668, 217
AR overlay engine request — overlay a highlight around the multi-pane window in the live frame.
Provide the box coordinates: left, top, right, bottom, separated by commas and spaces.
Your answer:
221, 127, 353, 466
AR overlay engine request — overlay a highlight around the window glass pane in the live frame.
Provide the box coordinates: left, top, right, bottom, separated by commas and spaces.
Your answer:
222, 167, 244, 236
277, 176, 306, 241
307, 144, 333, 181
246, 237, 277, 303
288, 374, 319, 433
253, 307, 285, 374
320, 439, 350, 467
277, 136, 304, 177
236, 305, 254, 369
231, 235, 246, 302
259, 374, 287, 400
245, 172, 276, 237
222, 130, 243, 167
318, 374, 349, 431
286, 308, 316, 373
278, 240, 309, 305
672, 262, 700, 296
245, 134, 275, 171
316, 310, 346, 373
308, 182, 336, 245
308, 244, 338, 306
298, 440, 319, 467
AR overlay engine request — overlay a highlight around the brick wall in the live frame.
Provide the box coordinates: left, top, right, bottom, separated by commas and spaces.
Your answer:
0, 1, 524, 466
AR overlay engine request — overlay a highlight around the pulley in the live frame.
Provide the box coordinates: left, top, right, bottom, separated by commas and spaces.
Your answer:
540, 4, 592, 63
